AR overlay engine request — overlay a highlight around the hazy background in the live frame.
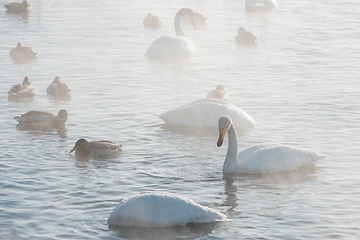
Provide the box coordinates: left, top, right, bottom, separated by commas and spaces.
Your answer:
0, 0, 359, 239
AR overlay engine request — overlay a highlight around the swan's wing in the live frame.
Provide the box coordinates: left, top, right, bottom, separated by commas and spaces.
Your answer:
145, 35, 195, 58
237, 144, 327, 173
107, 192, 226, 227
159, 98, 255, 130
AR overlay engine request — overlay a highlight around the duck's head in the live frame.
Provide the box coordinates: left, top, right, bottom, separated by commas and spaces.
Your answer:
22, 76, 31, 85
22, 1, 29, 7
17, 43, 24, 48
216, 85, 225, 91
217, 116, 232, 147
57, 109, 68, 123
238, 27, 246, 34
69, 139, 90, 155
53, 76, 61, 84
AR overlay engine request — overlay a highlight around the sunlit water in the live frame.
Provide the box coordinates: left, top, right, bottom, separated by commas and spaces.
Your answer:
1, 0, 359, 239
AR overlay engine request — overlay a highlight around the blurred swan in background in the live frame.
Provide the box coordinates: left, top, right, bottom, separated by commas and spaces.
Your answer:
159, 98, 256, 131
236, 27, 257, 46
182, 12, 206, 26
145, 8, 196, 59
245, 0, 277, 12
217, 116, 327, 174
8, 76, 36, 101
69, 139, 122, 158
10, 43, 37, 63
4, 0, 29, 14
206, 85, 230, 102
107, 191, 226, 227
14, 109, 68, 131
143, 13, 161, 29
47, 76, 71, 100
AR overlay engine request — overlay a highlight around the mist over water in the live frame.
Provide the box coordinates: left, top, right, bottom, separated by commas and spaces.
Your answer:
1, 0, 360, 239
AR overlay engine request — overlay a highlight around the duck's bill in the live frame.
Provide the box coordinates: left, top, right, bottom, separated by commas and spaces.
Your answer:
69, 146, 76, 153
217, 128, 226, 147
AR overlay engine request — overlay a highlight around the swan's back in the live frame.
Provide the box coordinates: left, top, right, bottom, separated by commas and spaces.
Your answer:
107, 192, 226, 227
236, 144, 327, 173
159, 98, 256, 130
145, 35, 195, 59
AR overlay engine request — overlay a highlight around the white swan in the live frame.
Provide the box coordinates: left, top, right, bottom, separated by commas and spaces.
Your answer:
217, 116, 327, 174
145, 8, 196, 59
107, 192, 226, 227
47, 76, 71, 100
159, 98, 255, 131
206, 85, 230, 102
143, 13, 161, 29
8, 76, 36, 100
245, 0, 277, 12
236, 27, 258, 46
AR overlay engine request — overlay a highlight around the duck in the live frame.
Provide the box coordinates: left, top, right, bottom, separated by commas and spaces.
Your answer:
159, 98, 255, 131
47, 76, 71, 100
14, 109, 68, 131
69, 139, 122, 158
143, 13, 162, 29
8, 76, 37, 100
4, 1, 29, 14
182, 12, 206, 26
217, 116, 327, 174
107, 191, 226, 227
10, 43, 37, 63
145, 8, 196, 59
245, 0, 277, 12
206, 85, 230, 102
236, 27, 258, 46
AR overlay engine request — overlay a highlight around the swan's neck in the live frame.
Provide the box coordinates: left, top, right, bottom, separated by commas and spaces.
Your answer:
223, 124, 238, 173
174, 11, 187, 37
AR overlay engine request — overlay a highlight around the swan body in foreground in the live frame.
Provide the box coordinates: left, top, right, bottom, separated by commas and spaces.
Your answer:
245, 0, 277, 12
236, 27, 258, 46
8, 76, 36, 100
10, 43, 37, 63
145, 8, 196, 59
47, 76, 71, 100
143, 13, 161, 29
69, 139, 122, 158
14, 109, 68, 131
217, 116, 327, 174
5, 1, 29, 14
159, 98, 256, 131
206, 85, 230, 102
107, 192, 226, 227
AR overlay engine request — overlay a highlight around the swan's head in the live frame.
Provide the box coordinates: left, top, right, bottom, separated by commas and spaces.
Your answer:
53, 76, 61, 84
57, 109, 68, 123
22, 76, 31, 85
178, 8, 196, 28
69, 138, 90, 154
217, 116, 233, 147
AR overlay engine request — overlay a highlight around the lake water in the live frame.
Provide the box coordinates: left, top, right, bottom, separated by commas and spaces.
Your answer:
1, 0, 359, 239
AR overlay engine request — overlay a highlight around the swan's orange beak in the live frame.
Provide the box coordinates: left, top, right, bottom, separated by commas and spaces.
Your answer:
69, 146, 76, 153
217, 128, 226, 147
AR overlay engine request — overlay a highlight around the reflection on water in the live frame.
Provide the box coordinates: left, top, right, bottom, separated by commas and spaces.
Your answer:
109, 222, 218, 240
